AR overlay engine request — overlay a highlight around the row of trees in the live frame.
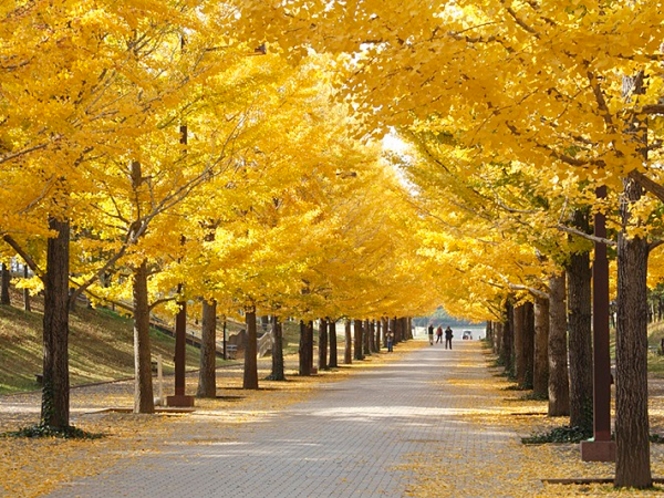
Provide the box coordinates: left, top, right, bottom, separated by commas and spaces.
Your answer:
233, 0, 664, 489
0, 2, 437, 434
4, 0, 664, 489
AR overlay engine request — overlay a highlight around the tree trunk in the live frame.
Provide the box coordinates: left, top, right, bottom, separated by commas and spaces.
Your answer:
375, 320, 382, 351
382, 317, 389, 347
615, 178, 652, 488
299, 320, 313, 375
533, 296, 550, 398
23, 263, 30, 311
514, 305, 524, 380
344, 320, 352, 364
514, 303, 534, 388
41, 217, 71, 429
390, 317, 399, 344
308, 321, 315, 372
328, 320, 338, 368
318, 318, 328, 371
548, 271, 569, 417
501, 302, 514, 376
395, 317, 403, 343
243, 307, 259, 389
494, 322, 503, 356
268, 316, 286, 380
363, 319, 371, 356
1, 262, 10, 305
523, 302, 535, 388
353, 319, 364, 361
196, 299, 217, 398
567, 229, 593, 432
132, 260, 154, 414
486, 322, 493, 345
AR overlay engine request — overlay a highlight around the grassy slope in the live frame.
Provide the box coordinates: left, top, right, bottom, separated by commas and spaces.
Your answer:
0, 292, 211, 395
0, 288, 308, 395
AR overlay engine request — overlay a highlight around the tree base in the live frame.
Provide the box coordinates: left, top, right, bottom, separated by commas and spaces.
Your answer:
581, 439, 616, 462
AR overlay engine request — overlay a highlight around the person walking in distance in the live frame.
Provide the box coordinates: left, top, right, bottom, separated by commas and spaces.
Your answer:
435, 325, 443, 344
386, 329, 394, 352
444, 326, 454, 349
428, 324, 434, 345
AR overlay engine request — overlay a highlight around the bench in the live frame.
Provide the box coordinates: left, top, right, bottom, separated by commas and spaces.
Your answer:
226, 344, 238, 360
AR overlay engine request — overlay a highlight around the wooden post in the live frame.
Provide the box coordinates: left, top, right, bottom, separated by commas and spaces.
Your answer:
581, 186, 615, 461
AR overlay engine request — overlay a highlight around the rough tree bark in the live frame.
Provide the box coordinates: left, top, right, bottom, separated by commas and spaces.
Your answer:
132, 260, 154, 414
391, 317, 400, 344
344, 320, 352, 364
23, 264, 30, 311
493, 322, 503, 356
566, 216, 593, 432
196, 299, 217, 398
353, 319, 364, 361
501, 302, 514, 376
514, 303, 534, 388
363, 319, 371, 356
548, 271, 569, 417
1, 263, 10, 305
299, 320, 313, 376
268, 315, 286, 380
243, 307, 259, 389
318, 318, 328, 371
328, 319, 338, 368
374, 320, 381, 351
41, 217, 71, 429
615, 178, 652, 488
533, 296, 550, 399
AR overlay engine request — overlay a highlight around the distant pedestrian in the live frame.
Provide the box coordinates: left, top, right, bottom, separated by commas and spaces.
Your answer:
445, 326, 454, 349
428, 324, 434, 345
386, 330, 394, 352
435, 326, 443, 344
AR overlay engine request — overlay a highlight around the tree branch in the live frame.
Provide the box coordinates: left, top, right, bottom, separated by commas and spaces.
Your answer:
641, 104, 664, 115
556, 224, 616, 246
148, 296, 176, 311
0, 142, 49, 165
586, 70, 616, 132
628, 170, 664, 204
507, 283, 548, 300
68, 245, 128, 303
2, 235, 44, 279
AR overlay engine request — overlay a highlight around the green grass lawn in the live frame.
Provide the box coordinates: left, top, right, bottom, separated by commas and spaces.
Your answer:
0, 291, 337, 395
0, 288, 349, 395
0, 294, 223, 395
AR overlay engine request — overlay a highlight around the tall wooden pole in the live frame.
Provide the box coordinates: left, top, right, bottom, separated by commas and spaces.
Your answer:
167, 122, 194, 407
581, 185, 615, 461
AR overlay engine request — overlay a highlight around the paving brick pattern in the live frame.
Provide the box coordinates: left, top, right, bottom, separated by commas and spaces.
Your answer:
44, 341, 541, 497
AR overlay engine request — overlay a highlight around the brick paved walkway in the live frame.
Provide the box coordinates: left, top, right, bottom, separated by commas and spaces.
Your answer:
42, 341, 541, 498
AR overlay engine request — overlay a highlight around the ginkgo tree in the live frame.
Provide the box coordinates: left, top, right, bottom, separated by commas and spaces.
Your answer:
0, 0, 224, 429
176, 53, 434, 387
79, 44, 309, 411
0, 0, 295, 421
398, 124, 608, 430
233, 0, 664, 488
